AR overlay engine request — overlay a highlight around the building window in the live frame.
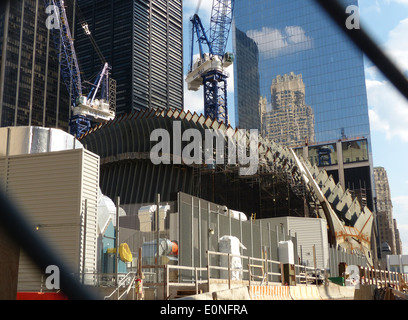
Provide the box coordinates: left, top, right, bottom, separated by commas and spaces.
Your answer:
342, 139, 368, 163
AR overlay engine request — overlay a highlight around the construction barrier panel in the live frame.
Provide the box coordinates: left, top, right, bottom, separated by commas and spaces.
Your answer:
17, 292, 68, 300
289, 286, 322, 300
249, 285, 292, 300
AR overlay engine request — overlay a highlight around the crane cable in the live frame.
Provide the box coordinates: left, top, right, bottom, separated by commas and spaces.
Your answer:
74, 1, 106, 65
195, 0, 202, 14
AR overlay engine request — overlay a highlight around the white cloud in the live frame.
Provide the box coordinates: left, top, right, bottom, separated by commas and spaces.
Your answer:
366, 14, 408, 254
364, 65, 381, 80
225, 63, 234, 93
372, 0, 382, 13
393, 195, 408, 212
386, 0, 408, 6
359, 0, 382, 13
246, 26, 313, 59
183, 0, 213, 22
366, 17, 408, 143
399, 224, 408, 233
367, 79, 408, 142
183, 80, 204, 115
383, 18, 408, 72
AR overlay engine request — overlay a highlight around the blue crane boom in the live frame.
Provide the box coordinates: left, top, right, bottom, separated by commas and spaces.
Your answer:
189, 14, 213, 71
209, 0, 235, 58
185, 0, 235, 125
46, 0, 82, 107
45, 0, 115, 138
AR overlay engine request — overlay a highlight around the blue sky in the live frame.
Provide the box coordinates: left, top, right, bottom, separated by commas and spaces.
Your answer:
182, 0, 408, 254
358, 0, 408, 254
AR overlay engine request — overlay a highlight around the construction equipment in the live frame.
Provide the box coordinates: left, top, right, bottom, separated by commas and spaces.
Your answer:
185, 0, 235, 124
45, 0, 115, 138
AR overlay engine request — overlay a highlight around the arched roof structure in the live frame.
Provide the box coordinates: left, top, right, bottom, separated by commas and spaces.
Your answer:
80, 109, 374, 265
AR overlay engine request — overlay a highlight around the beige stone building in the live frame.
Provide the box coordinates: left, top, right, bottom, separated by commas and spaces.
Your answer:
374, 167, 402, 257
394, 219, 403, 255
260, 72, 315, 147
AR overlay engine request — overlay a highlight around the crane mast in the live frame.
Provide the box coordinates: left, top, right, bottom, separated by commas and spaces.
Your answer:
185, 0, 235, 124
45, 0, 115, 138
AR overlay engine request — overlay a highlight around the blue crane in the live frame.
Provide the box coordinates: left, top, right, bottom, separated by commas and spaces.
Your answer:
185, 0, 235, 124
45, 0, 115, 138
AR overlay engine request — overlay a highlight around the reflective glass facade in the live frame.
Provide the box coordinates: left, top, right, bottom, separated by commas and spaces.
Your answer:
294, 137, 374, 211
75, 0, 183, 115
233, 0, 375, 211
232, 0, 371, 147
0, 0, 70, 130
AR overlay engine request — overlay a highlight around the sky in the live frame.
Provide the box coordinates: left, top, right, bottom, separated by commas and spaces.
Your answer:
182, 0, 408, 254
182, 0, 235, 125
358, 0, 408, 255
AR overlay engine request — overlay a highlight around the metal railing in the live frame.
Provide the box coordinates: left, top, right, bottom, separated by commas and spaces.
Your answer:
139, 250, 330, 299
142, 264, 208, 300
103, 272, 137, 300
1, 0, 408, 302
295, 264, 326, 285
87, 263, 408, 300
358, 266, 408, 292
207, 250, 284, 287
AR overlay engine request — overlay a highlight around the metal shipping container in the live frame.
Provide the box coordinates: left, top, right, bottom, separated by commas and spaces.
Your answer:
0, 147, 99, 291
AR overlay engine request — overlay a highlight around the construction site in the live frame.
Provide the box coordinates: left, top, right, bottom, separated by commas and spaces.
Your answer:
1, 0, 408, 302
2, 117, 407, 301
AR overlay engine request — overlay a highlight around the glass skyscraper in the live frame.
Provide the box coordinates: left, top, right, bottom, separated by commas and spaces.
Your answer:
233, 0, 375, 211
75, 0, 184, 115
233, 0, 370, 143
0, 0, 70, 130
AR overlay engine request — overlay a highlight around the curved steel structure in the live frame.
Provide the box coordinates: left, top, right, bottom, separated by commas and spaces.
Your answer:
80, 109, 374, 265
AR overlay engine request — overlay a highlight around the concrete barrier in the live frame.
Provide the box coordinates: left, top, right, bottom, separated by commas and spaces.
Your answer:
318, 284, 342, 300
249, 286, 265, 300
273, 286, 291, 300
318, 283, 355, 300
176, 286, 251, 300
249, 285, 292, 300
179, 283, 357, 300
213, 287, 251, 300
176, 292, 214, 300
338, 286, 356, 299
290, 286, 321, 300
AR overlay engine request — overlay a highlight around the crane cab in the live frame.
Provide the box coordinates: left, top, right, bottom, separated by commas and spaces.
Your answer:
222, 52, 234, 68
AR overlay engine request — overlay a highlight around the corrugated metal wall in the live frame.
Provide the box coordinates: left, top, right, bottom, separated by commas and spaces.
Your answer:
80, 149, 100, 283
288, 217, 329, 269
177, 192, 297, 282
328, 246, 367, 277
261, 216, 329, 269
0, 148, 99, 291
